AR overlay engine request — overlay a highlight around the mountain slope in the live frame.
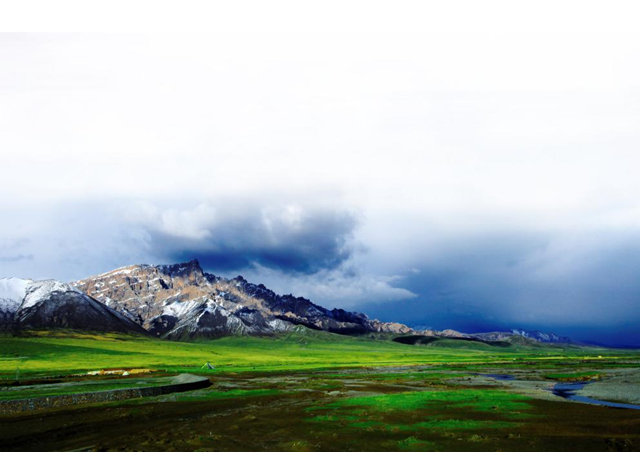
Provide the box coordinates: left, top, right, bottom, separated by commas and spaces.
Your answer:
0, 277, 29, 323
0, 278, 147, 334
73, 260, 412, 339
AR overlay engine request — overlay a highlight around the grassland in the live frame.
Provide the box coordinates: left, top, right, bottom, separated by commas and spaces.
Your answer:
0, 329, 632, 379
1, 330, 640, 451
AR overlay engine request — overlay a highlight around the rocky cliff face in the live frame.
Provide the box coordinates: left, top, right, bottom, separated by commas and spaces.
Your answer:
0, 278, 146, 334
72, 260, 413, 339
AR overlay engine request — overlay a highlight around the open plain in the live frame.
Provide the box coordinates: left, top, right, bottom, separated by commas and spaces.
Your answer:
1, 330, 639, 451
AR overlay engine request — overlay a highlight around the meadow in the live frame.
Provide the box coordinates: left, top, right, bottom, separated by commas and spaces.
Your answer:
1, 330, 640, 451
0, 328, 629, 379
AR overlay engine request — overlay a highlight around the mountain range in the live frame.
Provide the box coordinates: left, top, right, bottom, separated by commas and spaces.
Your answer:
69, 259, 412, 339
1, 259, 571, 344
412, 327, 573, 344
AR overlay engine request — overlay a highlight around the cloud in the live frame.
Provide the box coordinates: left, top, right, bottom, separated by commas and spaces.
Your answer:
0, 201, 156, 281
124, 200, 359, 274
0, 238, 34, 263
239, 263, 418, 310
2, 195, 640, 345
3, 33, 640, 346
0, 253, 34, 263
358, 226, 640, 345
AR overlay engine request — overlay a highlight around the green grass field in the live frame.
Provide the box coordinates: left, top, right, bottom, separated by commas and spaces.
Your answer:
0, 329, 632, 380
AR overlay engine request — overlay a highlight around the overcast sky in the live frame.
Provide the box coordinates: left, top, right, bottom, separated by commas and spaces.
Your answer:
2, 26, 640, 345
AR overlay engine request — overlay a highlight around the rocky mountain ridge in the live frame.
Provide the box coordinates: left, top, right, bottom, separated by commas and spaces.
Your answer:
508, 328, 572, 343
72, 260, 413, 339
1, 261, 573, 343
413, 326, 573, 344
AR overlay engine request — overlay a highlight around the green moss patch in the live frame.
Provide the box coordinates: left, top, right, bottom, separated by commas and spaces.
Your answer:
332, 388, 532, 415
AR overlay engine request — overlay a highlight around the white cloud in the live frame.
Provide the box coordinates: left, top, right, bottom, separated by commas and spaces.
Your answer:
2, 29, 640, 343
132, 203, 217, 241
1, 32, 640, 219
239, 264, 418, 310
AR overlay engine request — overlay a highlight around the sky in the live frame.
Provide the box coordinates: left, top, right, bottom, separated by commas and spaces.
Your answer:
1, 19, 640, 345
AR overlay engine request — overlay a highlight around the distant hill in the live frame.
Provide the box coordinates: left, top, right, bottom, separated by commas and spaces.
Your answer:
412, 326, 573, 344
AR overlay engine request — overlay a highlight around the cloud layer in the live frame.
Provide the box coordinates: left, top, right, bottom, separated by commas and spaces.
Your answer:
2, 32, 640, 346
124, 201, 358, 274
361, 224, 640, 345
2, 197, 640, 345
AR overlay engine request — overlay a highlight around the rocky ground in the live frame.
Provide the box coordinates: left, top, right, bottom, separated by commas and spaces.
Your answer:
580, 368, 640, 404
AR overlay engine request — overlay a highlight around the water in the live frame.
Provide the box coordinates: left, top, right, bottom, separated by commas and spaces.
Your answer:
481, 374, 640, 410
552, 382, 640, 410
478, 373, 515, 381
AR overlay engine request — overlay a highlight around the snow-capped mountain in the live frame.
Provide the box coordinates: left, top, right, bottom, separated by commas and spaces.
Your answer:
72, 259, 413, 339
411, 326, 573, 344
0, 277, 30, 323
508, 328, 572, 343
0, 277, 146, 334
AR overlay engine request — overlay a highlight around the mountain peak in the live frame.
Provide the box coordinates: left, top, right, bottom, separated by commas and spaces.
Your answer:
22, 279, 81, 310
158, 259, 204, 277
71, 261, 414, 339
510, 328, 572, 343
0, 277, 32, 302
0, 277, 145, 334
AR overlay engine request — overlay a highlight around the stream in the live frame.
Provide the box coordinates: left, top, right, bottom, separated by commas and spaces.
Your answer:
479, 374, 640, 410
551, 381, 640, 410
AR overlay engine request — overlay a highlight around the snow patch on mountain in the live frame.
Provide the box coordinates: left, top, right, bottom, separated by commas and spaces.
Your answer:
0, 276, 146, 334
163, 297, 205, 318
510, 328, 571, 343
0, 277, 31, 315
21, 280, 81, 309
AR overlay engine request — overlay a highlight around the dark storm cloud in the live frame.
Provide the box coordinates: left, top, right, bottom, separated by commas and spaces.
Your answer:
133, 203, 359, 274
359, 229, 640, 347
4, 197, 640, 346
